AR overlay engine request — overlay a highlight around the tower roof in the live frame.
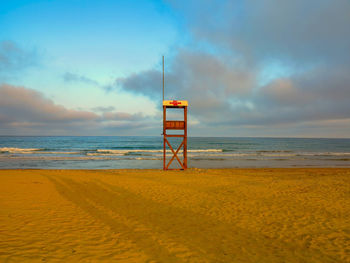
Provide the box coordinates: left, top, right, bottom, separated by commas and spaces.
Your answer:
163, 100, 188, 107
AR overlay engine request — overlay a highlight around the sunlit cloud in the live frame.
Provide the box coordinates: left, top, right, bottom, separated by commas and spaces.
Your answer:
0, 84, 156, 135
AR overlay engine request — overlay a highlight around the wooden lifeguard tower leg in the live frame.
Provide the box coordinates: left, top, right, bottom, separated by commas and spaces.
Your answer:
163, 105, 166, 170
184, 106, 187, 169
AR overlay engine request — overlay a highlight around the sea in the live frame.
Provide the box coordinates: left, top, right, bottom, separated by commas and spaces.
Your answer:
0, 136, 350, 169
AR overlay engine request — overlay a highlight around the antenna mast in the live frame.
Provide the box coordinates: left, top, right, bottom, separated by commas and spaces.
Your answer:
162, 56, 164, 101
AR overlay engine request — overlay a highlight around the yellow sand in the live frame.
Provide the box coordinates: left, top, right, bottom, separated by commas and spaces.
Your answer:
0, 169, 349, 262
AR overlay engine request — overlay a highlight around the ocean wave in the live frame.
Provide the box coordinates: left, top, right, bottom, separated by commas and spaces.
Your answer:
0, 147, 42, 153
256, 150, 293, 153
0, 147, 80, 155
0, 155, 162, 161
188, 149, 223, 152
301, 152, 350, 156
93, 149, 223, 155
87, 152, 125, 156
222, 151, 350, 157
1, 154, 349, 163
44, 151, 80, 154
96, 149, 163, 153
192, 152, 350, 158
135, 157, 162, 160
2, 146, 350, 160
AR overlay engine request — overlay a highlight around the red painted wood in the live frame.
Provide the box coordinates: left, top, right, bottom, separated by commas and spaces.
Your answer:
163, 104, 187, 170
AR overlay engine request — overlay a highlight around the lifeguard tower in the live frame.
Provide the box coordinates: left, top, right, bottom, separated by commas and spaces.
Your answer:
161, 56, 188, 170
163, 100, 188, 170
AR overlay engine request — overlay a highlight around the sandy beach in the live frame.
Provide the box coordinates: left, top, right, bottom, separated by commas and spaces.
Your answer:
0, 168, 349, 262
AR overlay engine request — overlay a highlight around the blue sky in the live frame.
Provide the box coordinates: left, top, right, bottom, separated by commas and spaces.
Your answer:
1, 0, 350, 137
1, 0, 179, 112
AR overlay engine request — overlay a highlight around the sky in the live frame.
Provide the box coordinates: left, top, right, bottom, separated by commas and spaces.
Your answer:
0, 0, 350, 137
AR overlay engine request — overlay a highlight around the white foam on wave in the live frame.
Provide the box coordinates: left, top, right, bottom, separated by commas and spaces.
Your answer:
301, 152, 350, 156
44, 151, 80, 154
188, 149, 223, 153
0, 147, 41, 153
90, 150, 172, 156
87, 152, 125, 156
96, 149, 165, 154
95, 148, 223, 154
97, 149, 145, 153
0, 147, 80, 155
0, 155, 162, 161
91, 149, 350, 158
2, 146, 349, 160
135, 157, 162, 160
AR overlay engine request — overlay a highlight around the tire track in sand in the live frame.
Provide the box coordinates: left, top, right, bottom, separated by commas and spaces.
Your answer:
48, 176, 205, 263
49, 175, 337, 263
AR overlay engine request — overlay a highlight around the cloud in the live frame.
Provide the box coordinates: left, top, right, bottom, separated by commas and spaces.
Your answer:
116, 49, 255, 118
102, 112, 144, 121
0, 84, 155, 135
0, 41, 38, 78
92, 106, 116, 112
168, 0, 350, 64
0, 84, 98, 124
116, 70, 162, 97
2, 1, 349, 137
251, 66, 350, 125
62, 72, 99, 85
113, 0, 350, 137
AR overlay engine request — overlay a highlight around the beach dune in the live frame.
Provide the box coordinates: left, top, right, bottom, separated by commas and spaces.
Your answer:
0, 168, 349, 262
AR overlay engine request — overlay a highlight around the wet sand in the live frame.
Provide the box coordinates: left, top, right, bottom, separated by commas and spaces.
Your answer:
0, 168, 349, 262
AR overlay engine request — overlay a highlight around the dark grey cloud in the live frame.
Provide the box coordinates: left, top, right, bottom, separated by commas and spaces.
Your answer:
169, 0, 350, 64
116, 70, 162, 97
62, 72, 99, 85
117, 49, 255, 118
0, 84, 155, 135
251, 67, 350, 125
114, 0, 350, 137
0, 41, 38, 78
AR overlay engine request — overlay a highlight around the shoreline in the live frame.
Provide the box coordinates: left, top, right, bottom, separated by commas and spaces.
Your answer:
1, 136, 350, 170
1, 166, 350, 170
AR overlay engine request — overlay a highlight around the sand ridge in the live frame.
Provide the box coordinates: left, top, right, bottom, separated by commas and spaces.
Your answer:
0, 168, 349, 262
